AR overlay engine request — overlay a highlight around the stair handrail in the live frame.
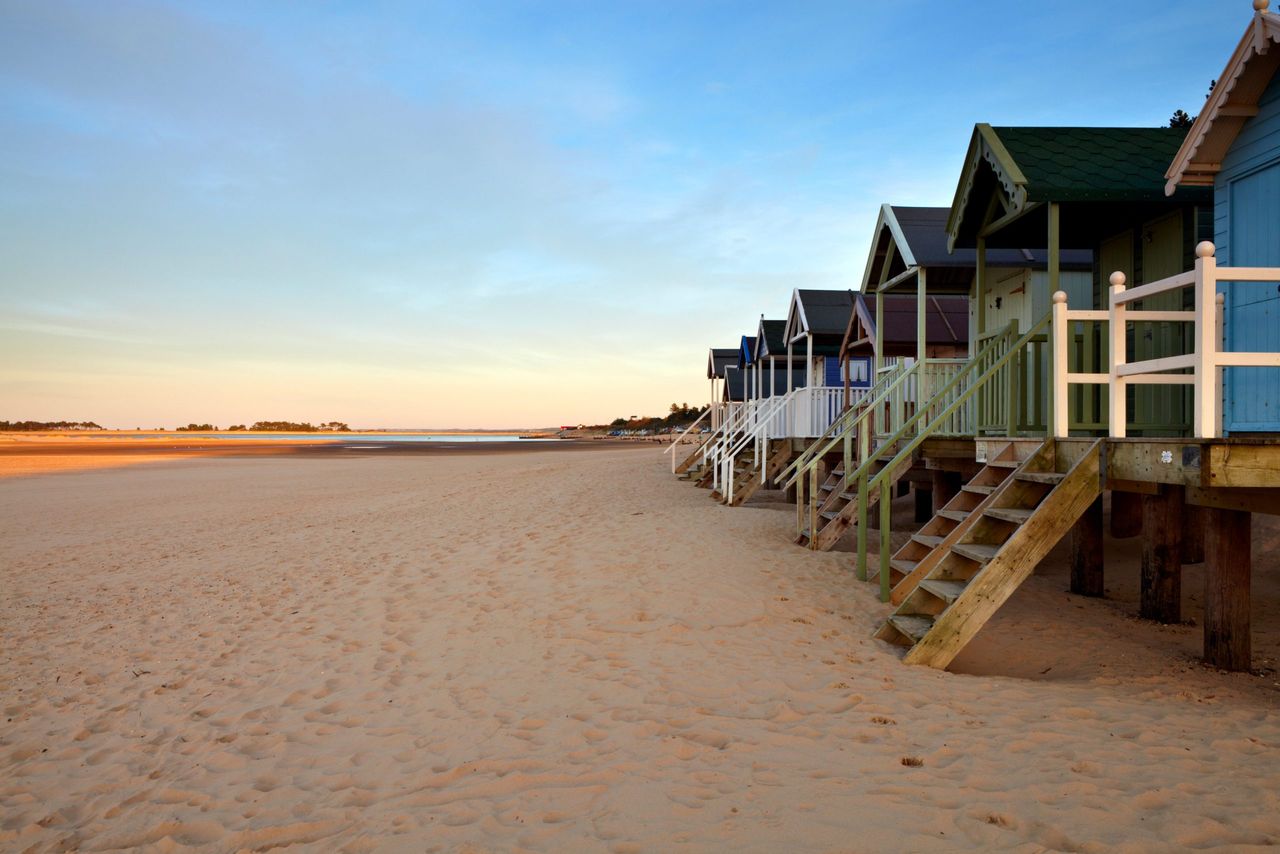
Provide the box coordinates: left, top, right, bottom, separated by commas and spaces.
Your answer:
663, 405, 712, 456
702, 398, 761, 491
697, 399, 749, 468
778, 361, 913, 490
664, 405, 714, 472
853, 315, 1047, 600
720, 393, 791, 504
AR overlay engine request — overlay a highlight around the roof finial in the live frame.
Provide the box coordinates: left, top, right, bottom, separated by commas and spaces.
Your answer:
1255, 0, 1269, 13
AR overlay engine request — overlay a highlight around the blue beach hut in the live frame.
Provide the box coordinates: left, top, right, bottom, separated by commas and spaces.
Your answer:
1166, 0, 1280, 433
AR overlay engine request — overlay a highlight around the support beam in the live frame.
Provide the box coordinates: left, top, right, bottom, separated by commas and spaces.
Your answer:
1140, 485, 1183, 623
975, 237, 986, 342
1203, 507, 1251, 672
1069, 496, 1104, 597
874, 290, 884, 377
1110, 490, 1143, 538
1047, 203, 1061, 434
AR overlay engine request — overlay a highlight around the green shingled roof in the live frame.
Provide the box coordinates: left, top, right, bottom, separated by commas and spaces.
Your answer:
992, 126, 1191, 202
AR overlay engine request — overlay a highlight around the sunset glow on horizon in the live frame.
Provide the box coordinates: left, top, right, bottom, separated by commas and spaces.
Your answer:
1, 0, 1243, 428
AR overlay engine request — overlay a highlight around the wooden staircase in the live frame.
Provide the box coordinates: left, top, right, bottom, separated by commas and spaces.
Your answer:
710, 441, 790, 506
795, 443, 911, 551
874, 439, 1102, 669
871, 441, 1041, 601
673, 438, 710, 475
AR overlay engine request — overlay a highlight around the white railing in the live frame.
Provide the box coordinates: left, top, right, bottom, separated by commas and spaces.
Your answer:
720, 394, 791, 503
1051, 241, 1280, 439
664, 405, 714, 473
787, 385, 847, 438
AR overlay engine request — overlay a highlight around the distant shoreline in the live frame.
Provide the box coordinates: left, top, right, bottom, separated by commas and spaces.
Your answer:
0, 432, 651, 479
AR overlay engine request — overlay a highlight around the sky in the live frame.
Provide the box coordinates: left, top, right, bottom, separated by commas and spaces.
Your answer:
0, 0, 1252, 429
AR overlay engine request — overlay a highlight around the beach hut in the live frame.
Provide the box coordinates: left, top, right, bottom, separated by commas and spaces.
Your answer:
703, 347, 737, 430
1165, 0, 1280, 434
784, 204, 1089, 552
781, 289, 856, 436
754, 317, 809, 398
946, 124, 1212, 436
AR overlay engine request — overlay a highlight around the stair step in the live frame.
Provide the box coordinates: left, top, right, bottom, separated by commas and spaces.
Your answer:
1016, 471, 1065, 484
984, 507, 1034, 524
986, 459, 1021, 469
820, 509, 840, 521
832, 468, 845, 478
918, 579, 967, 604
911, 534, 944, 548
839, 492, 857, 502
890, 558, 921, 578
952, 542, 1001, 564
962, 484, 996, 495
887, 615, 934, 644
938, 509, 969, 523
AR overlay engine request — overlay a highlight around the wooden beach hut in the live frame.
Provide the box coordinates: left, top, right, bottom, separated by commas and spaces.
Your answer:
1165, 0, 1280, 435
781, 289, 856, 437
784, 204, 1088, 552
780, 91, 1279, 673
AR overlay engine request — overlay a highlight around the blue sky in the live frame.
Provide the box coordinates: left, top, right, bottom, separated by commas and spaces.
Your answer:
0, 0, 1250, 428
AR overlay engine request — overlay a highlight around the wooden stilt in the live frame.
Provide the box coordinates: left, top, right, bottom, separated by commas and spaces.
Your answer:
913, 484, 932, 523
1140, 486, 1182, 623
1069, 495, 1104, 597
1204, 507, 1251, 672
1182, 503, 1205, 564
1110, 490, 1143, 539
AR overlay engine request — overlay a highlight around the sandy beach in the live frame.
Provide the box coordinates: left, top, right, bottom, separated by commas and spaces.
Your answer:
2, 447, 1278, 852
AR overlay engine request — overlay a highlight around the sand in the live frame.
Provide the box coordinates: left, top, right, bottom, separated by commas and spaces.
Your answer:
1, 448, 1278, 852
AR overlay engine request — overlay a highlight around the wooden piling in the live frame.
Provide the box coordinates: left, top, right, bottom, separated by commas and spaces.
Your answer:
1069, 495, 1104, 597
1140, 485, 1182, 623
1204, 507, 1251, 672
1110, 490, 1143, 538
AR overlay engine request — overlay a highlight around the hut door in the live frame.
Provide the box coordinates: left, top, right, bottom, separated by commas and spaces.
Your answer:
1224, 161, 1280, 433
1134, 213, 1188, 435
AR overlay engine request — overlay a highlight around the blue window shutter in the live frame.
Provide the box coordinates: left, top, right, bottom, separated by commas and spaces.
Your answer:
824, 358, 842, 387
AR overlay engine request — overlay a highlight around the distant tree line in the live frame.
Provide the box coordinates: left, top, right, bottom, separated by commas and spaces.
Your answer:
247, 421, 351, 432
599, 403, 707, 431
0, 420, 102, 431
176, 421, 352, 432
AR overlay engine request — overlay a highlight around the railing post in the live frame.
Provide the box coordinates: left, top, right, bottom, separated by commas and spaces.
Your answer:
1193, 241, 1218, 439
879, 479, 892, 602
1216, 291, 1225, 438
1051, 290, 1069, 438
808, 466, 818, 548
856, 472, 869, 581
1109, 271, 1128, 438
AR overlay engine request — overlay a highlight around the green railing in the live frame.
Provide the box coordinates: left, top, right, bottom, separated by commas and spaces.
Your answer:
790, 363, 921, 539
847, 315, 1049, 601
778, 362, 911, 490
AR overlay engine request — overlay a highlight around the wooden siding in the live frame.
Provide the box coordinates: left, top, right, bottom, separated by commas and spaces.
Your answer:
1217, 72, 1280, 433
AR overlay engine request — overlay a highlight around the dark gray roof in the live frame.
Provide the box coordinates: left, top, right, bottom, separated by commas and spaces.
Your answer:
756, 319, 787, 358
723, 366, 745, 401
795, 289, 855, 336
708, 348, 737, 379
892, 206, 1091, 270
